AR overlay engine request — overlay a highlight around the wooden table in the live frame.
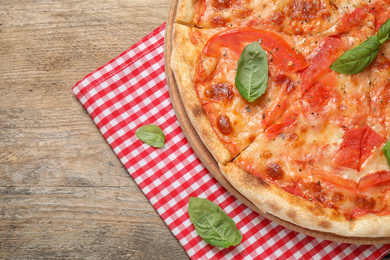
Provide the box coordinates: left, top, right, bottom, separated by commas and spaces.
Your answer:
2, 1, 390, 259
0, 0, 189, 258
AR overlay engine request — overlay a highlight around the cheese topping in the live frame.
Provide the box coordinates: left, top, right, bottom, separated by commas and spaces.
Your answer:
192, 0, 390, 219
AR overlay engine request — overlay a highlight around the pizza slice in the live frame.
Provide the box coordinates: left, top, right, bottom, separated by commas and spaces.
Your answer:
171, 24, 232, 163
171, 24, 313, 161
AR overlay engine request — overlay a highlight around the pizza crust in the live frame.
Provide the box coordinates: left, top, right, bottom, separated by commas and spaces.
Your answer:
222, 162, 390, 237
220, 162, 382, 237
170, 24, 233, 164
174, 0, 197, 25
351, 215, 390, 237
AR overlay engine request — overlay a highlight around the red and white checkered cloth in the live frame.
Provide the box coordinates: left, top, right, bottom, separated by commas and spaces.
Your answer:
72, 23, 390, 260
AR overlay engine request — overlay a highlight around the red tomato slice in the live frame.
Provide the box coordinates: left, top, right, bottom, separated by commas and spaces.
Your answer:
313, 169, 357, 193
358, 171, 390, 191
302, 72, 336, 114
300, 37, 345, 92
334, 126, 384, 171
360, 126, 384, 164
334, 127, 367, 171
203, 28, 310, 72
337, 6, 371, 33
261, 98, 289, 130
375, 11, 390, 31
264, 109, 298, 139
368, 2, 390, 31
338, 2, 390, 32
303, 83, 331, 111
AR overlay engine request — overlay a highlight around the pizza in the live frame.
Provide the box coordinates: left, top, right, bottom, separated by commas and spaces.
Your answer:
170, 0, 390, 237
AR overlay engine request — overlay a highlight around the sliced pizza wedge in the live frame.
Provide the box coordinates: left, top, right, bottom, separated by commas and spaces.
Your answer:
171, 24, 312, 162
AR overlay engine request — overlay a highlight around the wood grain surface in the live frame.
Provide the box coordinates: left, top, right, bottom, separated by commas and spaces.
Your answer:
0, 0, 189, 259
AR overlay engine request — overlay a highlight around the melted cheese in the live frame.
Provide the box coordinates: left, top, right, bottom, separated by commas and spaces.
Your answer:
189, 0, 390, 219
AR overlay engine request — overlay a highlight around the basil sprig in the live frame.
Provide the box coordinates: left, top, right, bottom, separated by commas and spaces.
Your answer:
383, 141, 390, 166
378, 18, 390, 45
135, 124, 165, 148
330, 35, 380, 75
330, 17, 390, 75
235, 41, 268, 102
188, 197, 242, 248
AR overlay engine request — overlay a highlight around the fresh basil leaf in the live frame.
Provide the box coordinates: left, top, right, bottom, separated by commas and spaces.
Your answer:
188, 197, 242, 248
135, 124, 165, 148
330, 35, 380, 75
383, 141, 390, 166
235, 41, 268, 102
378, 17, 390, 45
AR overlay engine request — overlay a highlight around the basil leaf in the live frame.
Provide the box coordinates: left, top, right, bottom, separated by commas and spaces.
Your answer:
188, 197, 242, 248
378, 17, 390, 45
135, 124, 165, 148
235, 41, 268, 102
330, 35, 380, 75
383, 141, 390, 166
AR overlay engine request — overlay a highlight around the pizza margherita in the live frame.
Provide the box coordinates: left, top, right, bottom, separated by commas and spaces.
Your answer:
170, 0, 390, 237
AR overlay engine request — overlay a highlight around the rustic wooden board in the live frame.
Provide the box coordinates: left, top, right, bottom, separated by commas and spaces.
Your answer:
0, 0, 189, 259
164, 0, 390, 245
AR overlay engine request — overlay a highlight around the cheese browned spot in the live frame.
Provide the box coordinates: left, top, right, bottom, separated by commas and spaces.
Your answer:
269, 10, 285, 31
286, 0, 324, 21
204, 83, 234, 101
233, 7, 253, 19
265, 163, 284, 181
211, 15, 231, 27
217, 114, 233, 134
356, 196, 376, 210
211, 0, 234, 11
274, 74, 295, 94
331, 192, 346, 203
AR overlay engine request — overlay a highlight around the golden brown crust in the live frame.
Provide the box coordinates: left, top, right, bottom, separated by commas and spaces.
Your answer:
174, 0, 197, 25
170, 24, 233, 164
220, 163, 360, 236
350, 215, 390, 237
221, 163, 390, 237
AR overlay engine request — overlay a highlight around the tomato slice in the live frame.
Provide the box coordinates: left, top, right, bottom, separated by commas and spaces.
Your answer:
264, 109, 298, 139
261, 98, 289, 130
334, 125, 384, 171
361, 126, 384, 164
302, 72, 336, 114
203, 28, 310, 72
368, 2, 390, 31
358, 171, 390, 191
337, 2, 390, 32
334, 126, 366, 171
300, 37, 345, 92
337, 6, 371, 33
313, 169, 357, 193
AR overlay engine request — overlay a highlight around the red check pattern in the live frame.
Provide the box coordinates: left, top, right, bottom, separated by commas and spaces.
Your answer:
72, 23, 390, 260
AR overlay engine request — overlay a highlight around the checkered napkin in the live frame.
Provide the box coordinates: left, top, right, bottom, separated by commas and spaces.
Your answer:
72, 23, 390, 260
